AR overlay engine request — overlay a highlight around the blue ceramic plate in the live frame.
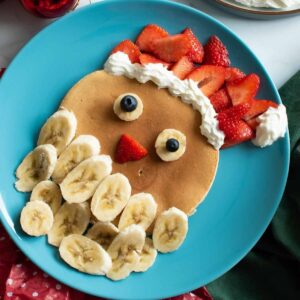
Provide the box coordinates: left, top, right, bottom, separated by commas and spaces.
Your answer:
0, 0, 289, 298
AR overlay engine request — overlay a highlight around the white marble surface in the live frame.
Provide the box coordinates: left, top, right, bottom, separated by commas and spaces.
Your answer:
0, 0, 299, 88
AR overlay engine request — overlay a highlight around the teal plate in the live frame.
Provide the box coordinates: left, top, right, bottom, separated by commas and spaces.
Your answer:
0, 0, 289, 298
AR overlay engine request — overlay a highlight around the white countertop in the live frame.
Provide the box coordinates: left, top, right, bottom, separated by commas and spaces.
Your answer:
0, 0, 299, 88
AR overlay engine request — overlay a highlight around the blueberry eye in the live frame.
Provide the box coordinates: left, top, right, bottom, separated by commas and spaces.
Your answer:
113, 93, 143, 121
155, 129, 186, 162
166, 138, 179, 152
120, 95, 138, 112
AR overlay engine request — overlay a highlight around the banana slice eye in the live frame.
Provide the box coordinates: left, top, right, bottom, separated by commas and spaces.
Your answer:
113, 93, 143, 121
155, 129, 186, 162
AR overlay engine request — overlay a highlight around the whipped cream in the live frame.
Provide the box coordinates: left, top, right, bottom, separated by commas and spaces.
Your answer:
104, 52, 225, 149
252, 104, 288, 147
104, 52, 288, 149
234, 0, 299, 8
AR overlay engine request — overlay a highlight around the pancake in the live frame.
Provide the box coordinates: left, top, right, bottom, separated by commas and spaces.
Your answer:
61, 70, 219, 216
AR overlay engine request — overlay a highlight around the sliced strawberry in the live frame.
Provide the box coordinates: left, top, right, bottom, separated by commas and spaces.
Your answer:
139, 53, 171, 69
171, 56, 194, 80
220, 120, 254, 148
209, 88, 231, 113
218, 103, 251, 122
152, 34, 191, 63
225, 67, 245, 82
136, 24, 168, 53
186, 65, 226, 96
226, 73, 260, 106
203, 35, 231, 67
243, 99, 278, 120
0, 68, 6, 78
111, 39, 141, 63
182, 28, 204, 64
246, 118, 259, 130
115, 134, 148, 164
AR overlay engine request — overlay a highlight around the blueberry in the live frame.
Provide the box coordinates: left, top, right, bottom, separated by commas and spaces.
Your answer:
166, 138, 179, 152
120, 95, 138, 112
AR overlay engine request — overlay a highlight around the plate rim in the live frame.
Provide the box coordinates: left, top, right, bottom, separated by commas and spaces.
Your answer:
0, 0, 290, 298
212, 0, 300, 15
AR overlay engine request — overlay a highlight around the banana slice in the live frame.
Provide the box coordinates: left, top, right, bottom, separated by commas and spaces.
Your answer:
59, 234, 112, 275
52, 135, 100, 184
91, 173, 131, 222
20, 200, 53, 236
107, 224, 145, 281
15, 144, 57, 192
86, 222, 119, 250
48, 202, 90, 247
118, 193, 157, 231
133, 238, 157, 272
60, 155, 112, 203
30, 180, 62, 214
152, 207, 188, 253
155, 129, 186, 162
37, 108, 77, 155
113, 93, 143, 121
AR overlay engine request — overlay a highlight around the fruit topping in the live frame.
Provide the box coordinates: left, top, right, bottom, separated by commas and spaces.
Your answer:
113, 93, 143, 122
182, 28, 204, 64
152, 34, 191, 63
225, 67, 245, 82
120, 95, 138, 112
0, 67, 6, 78
226, 73, 260, 106
166, 138, 180, 152
139, 53, 171, 68
115, 134, 148, 164
203, 35, 231, 67
111, 40, 141, 63
136, 24, 168, 53
243, 99, 278, 120
218, 103, 251, 122
186, 65, 226, 96
171, 56, 194, 80
209, 88, 231, 113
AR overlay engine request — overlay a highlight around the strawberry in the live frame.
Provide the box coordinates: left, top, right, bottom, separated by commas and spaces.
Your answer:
136, 24, 168, 53
209, 88, 231, 113
246, 118, 259, 130
182, 28, 204, 64
243, 99, 278, 120
115, 134, 148, 164
139, 53, 171, 69
171, 56, 194, 80
152, 34, 191, 63
217, 103, 251, 122
221, 120, 254, 148
226, 73, 260, 106
203, 35, 231, 67
0, 68, 6, 78
111, 40, 141, 63
186, 65, 226, 96
225, 67, 245, 82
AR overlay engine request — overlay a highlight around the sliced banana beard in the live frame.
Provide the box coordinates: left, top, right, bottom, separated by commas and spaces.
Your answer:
30, 180, 62, 214
107, 224, 145, 281
48, 202, 90, 247
15, 144, 57, 192
133, 237, 157, 272
86, 222, 119, 250
152, 207, 188, 253
20, 201, 54, 236
52, 135, 100, 184
37, 108, 77, 155
60, 155, 112, 203
59, 234, 112, 275
118, 193, 157, 231
91, 173, 131, 222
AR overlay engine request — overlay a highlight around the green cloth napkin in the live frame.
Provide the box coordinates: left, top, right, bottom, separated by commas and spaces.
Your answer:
207, 71, 300, 300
